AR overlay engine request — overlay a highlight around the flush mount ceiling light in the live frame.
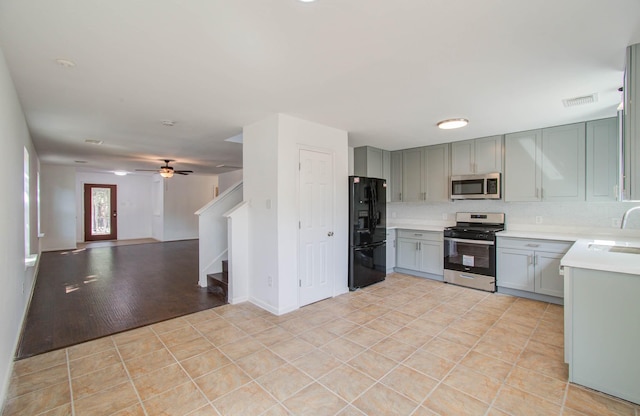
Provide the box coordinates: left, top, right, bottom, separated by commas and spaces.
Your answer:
161, 120, 176, 127
298, 0, 317, 2
55, 58, 76, 68
437, 118, 469, 130
84, 139, 103, 145
114, 171, 127, 176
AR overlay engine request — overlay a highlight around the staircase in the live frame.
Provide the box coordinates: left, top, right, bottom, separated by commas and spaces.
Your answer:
207, 260, 228, 303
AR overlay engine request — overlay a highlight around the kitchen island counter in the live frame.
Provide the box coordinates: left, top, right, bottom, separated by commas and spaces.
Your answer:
561, 238, 640, 275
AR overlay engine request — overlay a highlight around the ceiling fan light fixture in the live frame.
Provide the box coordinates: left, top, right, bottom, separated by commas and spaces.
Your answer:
160, 170, 174, 178
437, 118, 469, 130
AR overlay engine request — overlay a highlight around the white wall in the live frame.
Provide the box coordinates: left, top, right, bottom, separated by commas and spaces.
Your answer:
75, 172, 153, 242
163, 174, 218, 241
243, 115, 280, 312
278, 114, 349, 311
0, 47, 40, 406
243, 114, 349, 315
41, 165, 76, 251
218, 169, 243, 193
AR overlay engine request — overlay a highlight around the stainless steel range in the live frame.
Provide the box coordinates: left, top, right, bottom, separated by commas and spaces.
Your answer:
443, 212, 505, 292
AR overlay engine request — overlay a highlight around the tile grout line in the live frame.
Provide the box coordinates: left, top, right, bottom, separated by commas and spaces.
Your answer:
158, 316, 227, 415
412, 288, 511, 414
65, 349, 76, 416
483, 299, 553, 415
186, 311, 278, 415
111, 334, 150, 416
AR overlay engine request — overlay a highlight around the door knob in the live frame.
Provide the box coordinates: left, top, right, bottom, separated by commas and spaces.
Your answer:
327, 231, 334, 236
113, 212, 117, 217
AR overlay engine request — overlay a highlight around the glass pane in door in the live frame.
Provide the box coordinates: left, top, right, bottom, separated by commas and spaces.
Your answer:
91, 187, 111, 236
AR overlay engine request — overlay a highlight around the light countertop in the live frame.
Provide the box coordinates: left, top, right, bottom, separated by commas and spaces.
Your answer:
561, 238, 640, 275
387, 221, 450, 232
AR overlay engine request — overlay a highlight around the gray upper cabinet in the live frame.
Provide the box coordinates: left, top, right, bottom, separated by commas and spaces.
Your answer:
451, 140, 475, 175
424, 144, 450, 201
541, 123, 585, 202
382, 150, 391, 202
586, 117, 619, 201
390, 151, 403, 202
451, 135, 503, 175
399, 144, 450, 202
353, 146, 383, 178
504, 129, 542, 202
354, 146, 392, 202
505, 123, 586, 202
401, 148, 424, 202
624, 43, 640, 200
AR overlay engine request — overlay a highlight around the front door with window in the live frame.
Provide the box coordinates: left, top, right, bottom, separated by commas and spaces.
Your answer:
84, 184, 117, 241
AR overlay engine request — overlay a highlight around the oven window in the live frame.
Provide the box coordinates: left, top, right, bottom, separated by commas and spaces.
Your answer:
452, 179, 484, 195
445, 240, 491, 270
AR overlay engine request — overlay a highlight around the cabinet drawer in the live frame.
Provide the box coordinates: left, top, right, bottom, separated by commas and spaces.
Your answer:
397, 230, 443, 241
497, 237, 572, 253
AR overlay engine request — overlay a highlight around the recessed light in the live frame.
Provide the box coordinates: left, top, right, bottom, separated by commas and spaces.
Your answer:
55, 58, 76, 68
437, 118, 469, 130
161, 120, 176, 127
85, 139, 103, 145
114, 171, 127, 176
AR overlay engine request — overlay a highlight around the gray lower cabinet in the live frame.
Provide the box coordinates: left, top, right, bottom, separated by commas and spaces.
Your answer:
386, 229, 396, 273
497, 237, 572, 300
395, 230, 443, 278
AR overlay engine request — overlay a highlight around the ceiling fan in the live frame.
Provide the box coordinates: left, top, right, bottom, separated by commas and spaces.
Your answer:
135, 159, 193, 178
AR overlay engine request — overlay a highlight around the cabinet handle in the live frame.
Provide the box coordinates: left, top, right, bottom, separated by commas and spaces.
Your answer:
534, 255, 538, 266
535, 188, 539, 198
393, 240, 396, 248
525, 243, 540, 247
416, 242, 419, 251
399, 192, 402, 200
527, 255, 533, 265
470, 162, 474, 173
540, 188, 543, 199
413, 233, 423, 237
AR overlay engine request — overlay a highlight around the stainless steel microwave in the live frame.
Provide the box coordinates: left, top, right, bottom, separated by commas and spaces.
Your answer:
450, 173, 501, 200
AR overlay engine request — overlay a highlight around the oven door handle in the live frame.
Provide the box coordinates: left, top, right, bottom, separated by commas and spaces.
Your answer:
444, 237, 494, 246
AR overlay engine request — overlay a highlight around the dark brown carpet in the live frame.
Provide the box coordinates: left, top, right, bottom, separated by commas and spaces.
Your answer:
16, 240, 225, 359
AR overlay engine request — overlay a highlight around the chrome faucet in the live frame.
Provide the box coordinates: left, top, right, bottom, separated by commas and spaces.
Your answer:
620, 206, 640, 229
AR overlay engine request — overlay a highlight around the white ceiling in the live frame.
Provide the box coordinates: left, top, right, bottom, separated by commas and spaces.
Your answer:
1, 0, 639, 175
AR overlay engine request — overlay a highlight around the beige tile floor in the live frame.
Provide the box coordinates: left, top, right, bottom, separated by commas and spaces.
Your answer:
3, 273, 639, 416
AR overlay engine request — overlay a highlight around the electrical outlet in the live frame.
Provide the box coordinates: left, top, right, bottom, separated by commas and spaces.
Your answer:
267, 276, 273, 287
612, 218, 621, 228
535, 216, 543, 224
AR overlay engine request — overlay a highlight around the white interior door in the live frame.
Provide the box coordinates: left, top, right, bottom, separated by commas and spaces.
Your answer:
299, 148, 334, 306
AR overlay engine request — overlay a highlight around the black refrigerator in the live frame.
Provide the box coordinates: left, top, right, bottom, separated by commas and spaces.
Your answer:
348, 176, 386, 291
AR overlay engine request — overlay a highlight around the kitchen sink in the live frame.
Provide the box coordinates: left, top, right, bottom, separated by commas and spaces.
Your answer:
609, 246, 640, 254
588, 243, 640, 254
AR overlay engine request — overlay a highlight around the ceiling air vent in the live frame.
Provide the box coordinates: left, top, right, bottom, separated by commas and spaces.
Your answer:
562, 93, 598, 108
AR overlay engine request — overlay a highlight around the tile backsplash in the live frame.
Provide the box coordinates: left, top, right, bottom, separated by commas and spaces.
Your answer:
389, 200, 640, 234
